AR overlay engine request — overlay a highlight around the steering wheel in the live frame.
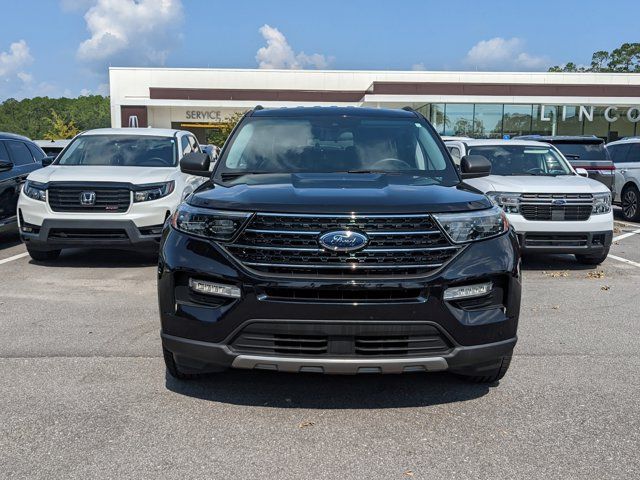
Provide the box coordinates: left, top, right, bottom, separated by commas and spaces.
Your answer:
525, 167, 544, 175
370, 158, 413, 170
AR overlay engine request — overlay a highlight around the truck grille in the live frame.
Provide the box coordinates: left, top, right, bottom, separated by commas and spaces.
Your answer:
48, 184, 131, 213
224, 213, 461, 277
519, 193, 593, 221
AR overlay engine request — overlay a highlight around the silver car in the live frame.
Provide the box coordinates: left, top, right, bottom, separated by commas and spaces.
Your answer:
606, 138, 640, 221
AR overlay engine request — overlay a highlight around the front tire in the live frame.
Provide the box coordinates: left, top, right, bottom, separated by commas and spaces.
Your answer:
575, 247, 610, 265
456, 355, 512, 384
621, 184, 640, 222
26, 247, 61, 262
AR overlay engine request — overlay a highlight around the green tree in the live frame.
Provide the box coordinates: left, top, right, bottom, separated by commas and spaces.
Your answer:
206, 111, 247, 147
44, 110, 80, 140
0, 95, 110, 139
549, 43, 640, 73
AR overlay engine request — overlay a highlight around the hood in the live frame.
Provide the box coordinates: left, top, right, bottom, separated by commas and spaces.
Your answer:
189, 173, 491, 214
465, 174, 609, 194
28, 166, 176, 185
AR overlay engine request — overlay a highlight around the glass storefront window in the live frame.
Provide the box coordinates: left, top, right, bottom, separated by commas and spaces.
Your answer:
531, 105, 557, 136
583, 106, 610, 140
428, 103, 445, 134
503, 105, 533, 138
607, 107, 637, 141
556, 106, 583, 135
444, 104, 475, 136
473, 104, 503, 138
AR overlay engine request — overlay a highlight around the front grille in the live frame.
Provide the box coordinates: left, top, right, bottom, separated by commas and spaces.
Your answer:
230, 323, 452, 357
519, 193, 593, 221
523, 233, 589, 248
262, 287, 423, 303
48, 184, 131, 213
224, 213, 460, 277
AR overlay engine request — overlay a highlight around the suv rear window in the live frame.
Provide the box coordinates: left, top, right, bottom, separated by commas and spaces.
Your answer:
218, 116, 458, 185
552, 142, 609, 161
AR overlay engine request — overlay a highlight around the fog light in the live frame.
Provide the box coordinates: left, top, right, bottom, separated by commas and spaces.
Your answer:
189, 279, 241, 298
443, 282, 492, 301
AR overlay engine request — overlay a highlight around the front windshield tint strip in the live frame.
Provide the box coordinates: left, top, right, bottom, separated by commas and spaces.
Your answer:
217, 116, 458, 186
56, 135, 178, 167
467, 145, 572, 176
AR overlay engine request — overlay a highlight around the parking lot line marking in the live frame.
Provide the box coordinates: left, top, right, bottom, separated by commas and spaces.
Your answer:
608, 254, 640, 269
0, 252, 29, 265
613, 228, 640, 242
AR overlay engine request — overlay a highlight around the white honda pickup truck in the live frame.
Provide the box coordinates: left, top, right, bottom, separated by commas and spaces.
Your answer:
444, 139, 613, 265
17, 128, 210, 261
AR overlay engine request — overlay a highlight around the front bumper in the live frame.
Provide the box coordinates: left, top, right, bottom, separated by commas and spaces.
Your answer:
507, 212, 613, 254
20, 218, 163, 251
162, 331, 517, 375
158, 227, 522, 375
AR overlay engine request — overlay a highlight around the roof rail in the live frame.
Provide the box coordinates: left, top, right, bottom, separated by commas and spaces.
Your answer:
254, 105, 264, 111
401, 106, 414, 112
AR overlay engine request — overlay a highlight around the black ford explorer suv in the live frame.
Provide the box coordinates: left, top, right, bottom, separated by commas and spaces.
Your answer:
158, 107, 521, 384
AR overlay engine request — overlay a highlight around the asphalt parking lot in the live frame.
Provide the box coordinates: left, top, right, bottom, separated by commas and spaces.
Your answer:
1, 214, 639, 479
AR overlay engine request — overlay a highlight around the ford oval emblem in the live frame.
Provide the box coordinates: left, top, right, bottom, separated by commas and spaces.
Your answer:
551, 199, 567, 206
318, 230, 369, 252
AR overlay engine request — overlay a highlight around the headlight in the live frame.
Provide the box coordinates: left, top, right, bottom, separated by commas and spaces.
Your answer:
133, 181, 175, 202
486, 192, 520, 214
433, 206, 509, 244
592, 192, 611, 215
171, 203, 251, 241
23, 180, 46, 201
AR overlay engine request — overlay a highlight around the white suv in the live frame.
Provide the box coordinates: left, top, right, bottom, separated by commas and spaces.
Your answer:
18, 128, 209, 261
606, 137, 640, 222
445, 139, 613, 265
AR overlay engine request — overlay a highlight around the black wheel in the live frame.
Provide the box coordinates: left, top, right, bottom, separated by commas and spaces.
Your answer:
457, 355, 512, 384
575, 247, 610, 265
621, 184, 640, 222
163, 348, 200, 380
26, 247, 61, 262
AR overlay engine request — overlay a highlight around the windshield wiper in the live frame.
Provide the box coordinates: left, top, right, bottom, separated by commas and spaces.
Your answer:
563, 154, 581, 159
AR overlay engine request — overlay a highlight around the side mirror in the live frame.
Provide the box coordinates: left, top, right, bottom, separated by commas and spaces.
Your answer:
0, 160, 13, 172
180, 151, 211, 177
575, 168, 589, 178
42, 156, 56, 167
460, 155, 491, 179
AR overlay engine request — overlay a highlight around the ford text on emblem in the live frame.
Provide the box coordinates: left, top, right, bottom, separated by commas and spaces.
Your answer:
318, 230, 369, 252
80, 191, 96, 206
551, 199, 567, 206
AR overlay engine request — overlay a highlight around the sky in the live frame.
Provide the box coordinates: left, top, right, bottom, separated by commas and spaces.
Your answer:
0, 0, 638, 100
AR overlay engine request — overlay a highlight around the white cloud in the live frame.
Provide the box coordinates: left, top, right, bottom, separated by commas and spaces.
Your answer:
464, 37, 549, 71
0, 40, 33, 78
76, 0, 184, 68
256, 25, 332, 70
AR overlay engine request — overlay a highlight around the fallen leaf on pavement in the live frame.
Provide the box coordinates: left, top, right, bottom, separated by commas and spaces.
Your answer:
542, 270, 569, 278
403, 470, 414, 477
298, 421, 315, 429
587, 270, 605, 279
601, 285, 611, 291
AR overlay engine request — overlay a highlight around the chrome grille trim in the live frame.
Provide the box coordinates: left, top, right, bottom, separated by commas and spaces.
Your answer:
223, 212, 461, 278
518, 193, 593, 221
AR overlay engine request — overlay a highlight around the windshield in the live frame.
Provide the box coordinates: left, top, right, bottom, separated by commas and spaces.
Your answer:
552, 142, 609, 161
216, 116, 459, 185
467, 145, 573, 176
56, 135, 177, 167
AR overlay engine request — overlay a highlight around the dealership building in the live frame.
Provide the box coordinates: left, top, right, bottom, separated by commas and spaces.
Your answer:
109, 67, 640, 144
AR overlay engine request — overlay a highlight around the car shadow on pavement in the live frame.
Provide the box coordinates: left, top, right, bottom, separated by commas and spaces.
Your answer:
521, 253, 600, 272
0, 230, 21, 251
29, 248, 158, 268
165, 370, 493, 409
